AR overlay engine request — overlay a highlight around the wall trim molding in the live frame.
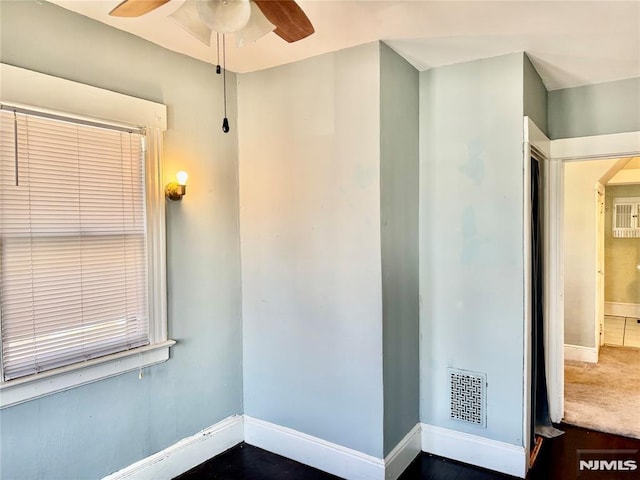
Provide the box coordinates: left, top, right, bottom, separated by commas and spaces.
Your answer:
384, 423, 422, 480
604, 302, 640, 318
0, 341, 174, 409
101, 415, 243, 480
421, 423, 527, 478
550, 131, 640, 161
564, 344, 598, 363
102, 417, 531, 480
0, 63, 167, 130
244, 415, 386, 480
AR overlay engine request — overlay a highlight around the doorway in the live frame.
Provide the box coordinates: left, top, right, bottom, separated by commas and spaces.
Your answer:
561, 158, 640, 438
542, 132, 640, 428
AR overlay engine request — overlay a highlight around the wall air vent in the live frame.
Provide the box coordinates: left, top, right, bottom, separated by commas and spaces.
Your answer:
613, 198, 640, 238
448, 368, 487, 428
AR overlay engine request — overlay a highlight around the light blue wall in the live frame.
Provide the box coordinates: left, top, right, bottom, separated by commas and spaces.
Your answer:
419, 53, 526, 446
0, 2, 243, 479
379, 43, 420, 455
238, 43, 385, 457
9, 2, 629, 474
523, 54, 548, 136
548, 77, 640, 139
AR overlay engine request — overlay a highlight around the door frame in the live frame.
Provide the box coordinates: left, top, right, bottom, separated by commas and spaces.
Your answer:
544, 130, 640, 425
595, 182, 605, 351
522, 117, 551, 464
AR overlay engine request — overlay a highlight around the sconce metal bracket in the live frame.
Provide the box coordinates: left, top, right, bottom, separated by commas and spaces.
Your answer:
165, 182, 186, 201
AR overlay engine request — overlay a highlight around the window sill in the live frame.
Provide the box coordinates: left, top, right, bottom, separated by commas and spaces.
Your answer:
0, 340, 175, 409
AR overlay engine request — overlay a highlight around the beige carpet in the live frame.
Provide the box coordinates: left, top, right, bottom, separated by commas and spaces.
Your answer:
564, 345, 640, 439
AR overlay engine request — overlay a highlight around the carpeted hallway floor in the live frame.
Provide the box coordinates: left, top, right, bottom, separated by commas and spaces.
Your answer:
564, 345, 640, 439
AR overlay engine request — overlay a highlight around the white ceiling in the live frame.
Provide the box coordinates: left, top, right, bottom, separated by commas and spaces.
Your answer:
48, 0, 640, 90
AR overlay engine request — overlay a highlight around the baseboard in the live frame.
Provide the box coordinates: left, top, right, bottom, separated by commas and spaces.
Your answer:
100, 416, 419, 480
384, 424, 421, 480
605, 302, 640, 318
244, 415, 385, 480
564, 344, 598, 363
103, 417, 528, 480
101, 415, 243, 480
421, 423, 527, 478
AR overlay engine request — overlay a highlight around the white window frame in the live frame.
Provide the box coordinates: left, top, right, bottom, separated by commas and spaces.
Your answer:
0, 64, 173, 408
612, 197, 640, 237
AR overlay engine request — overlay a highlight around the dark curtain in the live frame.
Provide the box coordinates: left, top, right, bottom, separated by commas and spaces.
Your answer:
531, 156, 563, 441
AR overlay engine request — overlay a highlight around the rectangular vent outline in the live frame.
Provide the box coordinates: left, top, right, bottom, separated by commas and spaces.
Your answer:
448, 368, 486, 428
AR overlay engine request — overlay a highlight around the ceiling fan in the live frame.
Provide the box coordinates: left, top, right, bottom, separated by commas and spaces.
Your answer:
110, 1, 313, 134
109, 0, 315, 46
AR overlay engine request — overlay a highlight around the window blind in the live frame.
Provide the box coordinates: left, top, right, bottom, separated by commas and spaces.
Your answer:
0, 109, 149, 381
613, 199, 640, 238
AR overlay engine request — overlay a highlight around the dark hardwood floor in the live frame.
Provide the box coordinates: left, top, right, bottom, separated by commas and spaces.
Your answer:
173, 443, 342, 480
526, 423, 640, 480
175, 424, 640, 480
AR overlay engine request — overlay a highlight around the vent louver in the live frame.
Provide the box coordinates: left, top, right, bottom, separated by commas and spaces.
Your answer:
449, 368, 486, 428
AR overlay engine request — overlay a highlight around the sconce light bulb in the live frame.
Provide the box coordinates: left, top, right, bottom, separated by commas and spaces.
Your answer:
176, 171, 189, 186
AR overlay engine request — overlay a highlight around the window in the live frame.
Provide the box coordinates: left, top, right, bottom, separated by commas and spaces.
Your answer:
613, 197, 640, 238
0, 64, 171, 408
1, 110, 151, 379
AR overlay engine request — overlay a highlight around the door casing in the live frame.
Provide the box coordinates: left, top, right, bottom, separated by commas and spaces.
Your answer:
544, 130, 639, 423
522, 122, 640, 469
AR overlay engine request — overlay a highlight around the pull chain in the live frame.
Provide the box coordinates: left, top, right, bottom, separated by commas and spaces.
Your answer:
216, 33, 221, 74
222, 34, 230, 133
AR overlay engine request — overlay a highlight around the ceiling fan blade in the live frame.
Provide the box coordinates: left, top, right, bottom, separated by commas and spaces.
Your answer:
253, 0, 314, 43
109, 0, 171, 17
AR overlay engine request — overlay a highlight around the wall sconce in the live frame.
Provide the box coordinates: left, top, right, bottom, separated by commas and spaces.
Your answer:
165, 171, 188, 201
